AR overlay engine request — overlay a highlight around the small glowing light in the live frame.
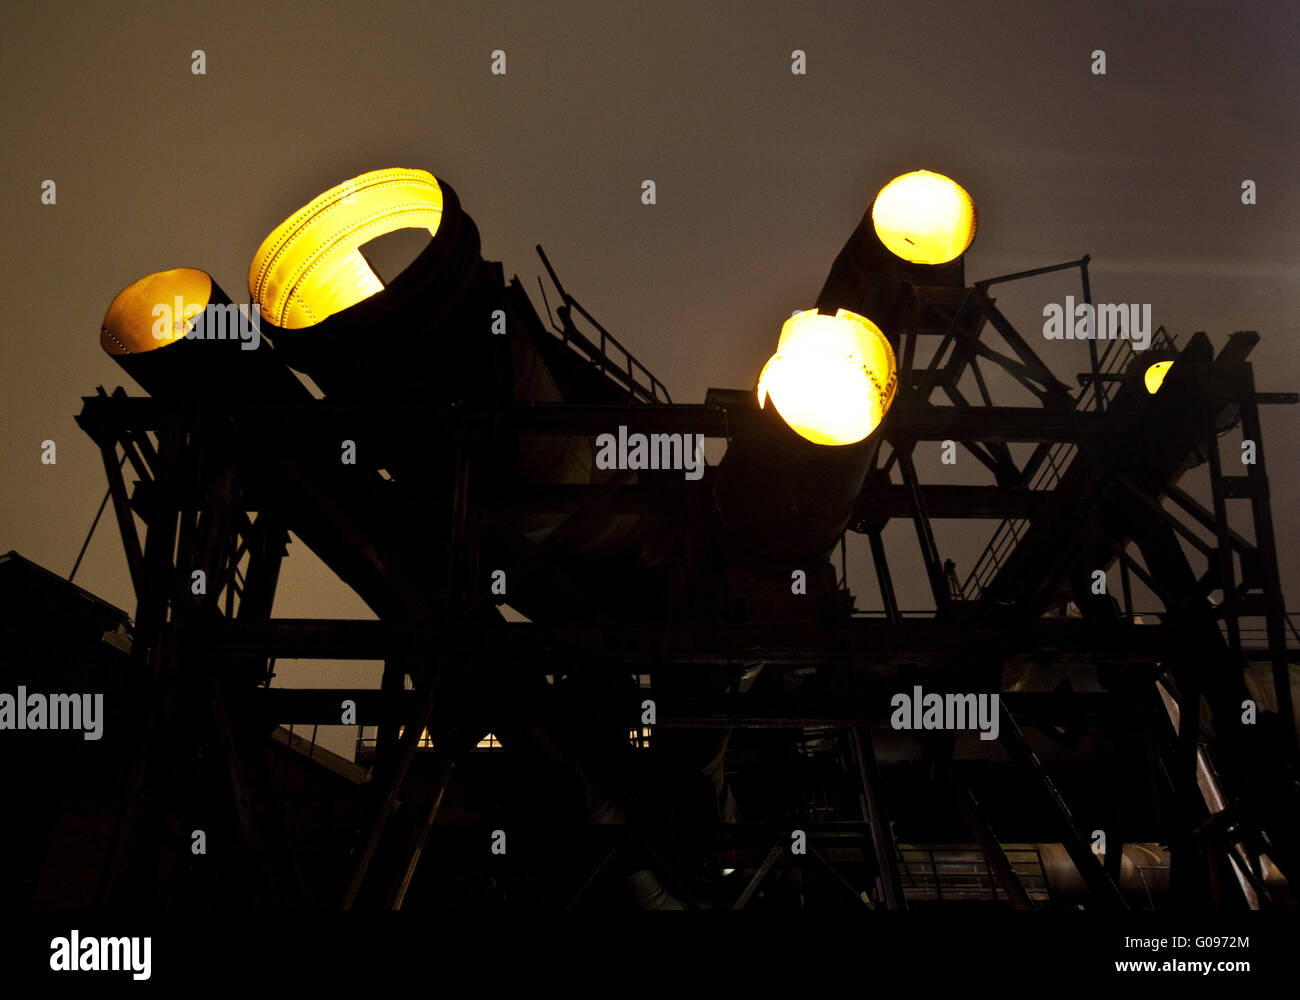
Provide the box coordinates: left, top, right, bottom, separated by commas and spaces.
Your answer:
871, 170, 976, 265
756, 308, 897, 445
248, 167, 444, 329
1144, 360, 1174, 394
101, 268, 212, 355
396, 725, 436, 748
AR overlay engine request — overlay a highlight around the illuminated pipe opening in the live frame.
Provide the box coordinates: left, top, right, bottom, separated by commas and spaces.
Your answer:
1143, 359, 1174, 394
248, 167, 445, 330
243, 166, 486, 413
100, 267, 311, 404
870, 170, 977, 266
98, 266, 434, 617
101, 268, 213, 356
756, 308, 898, 445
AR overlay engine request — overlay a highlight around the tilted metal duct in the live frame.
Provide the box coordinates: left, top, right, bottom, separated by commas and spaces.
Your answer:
99, 169, 673, 623
815, 169, 973, 323
713, 171, 973, 567
712, 383, 879, 565
704, 175, 977, 900
757, 308, 898, 447
99, 268, 432, 618
249, 168, 447, 332
247, 169, 491, 405
98, 169, 979, 635
101, 267, 303, 403
91, 167, 1047, 912
245, 168, 660, 578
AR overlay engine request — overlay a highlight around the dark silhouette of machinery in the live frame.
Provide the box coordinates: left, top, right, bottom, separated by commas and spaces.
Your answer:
22, 164, 1296, 911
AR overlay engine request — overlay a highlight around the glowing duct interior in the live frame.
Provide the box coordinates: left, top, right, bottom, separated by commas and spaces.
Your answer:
248, 167, 444, 329
1144, 360, 1174, 394
871, 170, 977, 265
756, 309, 898, 445
101, 268, 212, 356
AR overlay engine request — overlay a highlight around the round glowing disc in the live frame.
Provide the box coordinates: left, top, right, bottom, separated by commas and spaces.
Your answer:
871, 170, 976, 265
756, 308, 897, 445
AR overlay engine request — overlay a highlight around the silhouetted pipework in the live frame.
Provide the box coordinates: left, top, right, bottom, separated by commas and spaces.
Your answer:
70, 164, 1297, 913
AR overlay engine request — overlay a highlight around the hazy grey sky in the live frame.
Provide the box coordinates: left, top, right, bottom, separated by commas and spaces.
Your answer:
2, 2, 1296, 752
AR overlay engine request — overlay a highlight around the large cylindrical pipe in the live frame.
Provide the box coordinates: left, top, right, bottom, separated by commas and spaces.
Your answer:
245, 168, 667, 593
815, 168, 975, 326
1037, 842, 1170, 899
101, 267, 305, 403
713, 363, 881, 564
100, 267, 430, 618
248, 169, 492, 406
713, 171, 974, 568
713, 304, 897, 565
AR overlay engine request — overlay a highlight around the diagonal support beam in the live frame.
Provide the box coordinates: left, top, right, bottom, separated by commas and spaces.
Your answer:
1112, 475, 1215, 559
939, 380, 1021, 482
971, 286, 1075, 401
733, 840, 784, 910
1165, 485, 1254, 554
853, 727, 905, 909
997, 701, 1128, 910
946, 765, 1034, 910
387, 755, 457, 909
99, 440, 145, 600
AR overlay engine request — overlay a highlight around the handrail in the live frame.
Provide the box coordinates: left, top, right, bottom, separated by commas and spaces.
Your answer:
536, 245, 672, 404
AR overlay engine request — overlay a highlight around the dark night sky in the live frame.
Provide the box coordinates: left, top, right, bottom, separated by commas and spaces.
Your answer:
2, 1, 1296, 752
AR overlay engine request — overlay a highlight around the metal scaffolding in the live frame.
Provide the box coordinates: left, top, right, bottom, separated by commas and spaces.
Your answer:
72, 249, 1298, 912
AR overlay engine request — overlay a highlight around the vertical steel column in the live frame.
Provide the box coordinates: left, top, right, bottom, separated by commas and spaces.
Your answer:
1080, 257, 1102, 411
1202, 371, 1241, 655
1237, 365, 1297, 746
98, 416, 187, 907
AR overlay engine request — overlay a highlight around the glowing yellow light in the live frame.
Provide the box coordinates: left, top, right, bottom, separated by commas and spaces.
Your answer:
1144, 360, 1173, 394
871, 170, 977, 265
248, 167, 444, 329
101, 268, 212, 356
756, 309, 897, 445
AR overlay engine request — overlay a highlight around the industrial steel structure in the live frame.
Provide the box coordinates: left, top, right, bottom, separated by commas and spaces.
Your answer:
27, 166, 1298, 911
